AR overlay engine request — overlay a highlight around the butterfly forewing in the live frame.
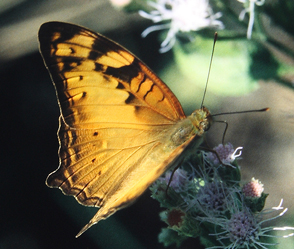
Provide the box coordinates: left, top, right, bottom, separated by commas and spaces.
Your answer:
39, 22, 185, 126
39, 22, 209, 236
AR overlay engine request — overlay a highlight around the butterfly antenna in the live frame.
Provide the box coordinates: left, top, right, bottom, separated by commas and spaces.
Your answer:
211, 107, 270, 117
200, 32, 218, 109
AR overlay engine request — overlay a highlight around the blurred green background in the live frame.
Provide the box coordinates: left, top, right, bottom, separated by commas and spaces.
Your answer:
1, 0, 294, 248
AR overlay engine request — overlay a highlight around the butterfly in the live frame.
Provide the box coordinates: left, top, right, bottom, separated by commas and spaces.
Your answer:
38, 21, 212, 237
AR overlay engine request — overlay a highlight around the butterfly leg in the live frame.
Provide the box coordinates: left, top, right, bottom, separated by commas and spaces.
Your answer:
199, 146, 235, 168
165, 158, 184, 197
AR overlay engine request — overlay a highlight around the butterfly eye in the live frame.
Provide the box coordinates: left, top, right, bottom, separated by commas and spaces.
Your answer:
200, 120, 211, 131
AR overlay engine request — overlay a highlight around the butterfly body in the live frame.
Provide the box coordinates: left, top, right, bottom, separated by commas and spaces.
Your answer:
38, 22, 212, 236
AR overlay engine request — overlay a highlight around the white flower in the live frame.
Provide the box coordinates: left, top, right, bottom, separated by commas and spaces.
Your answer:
139, 0, 224, 53
238, 0, 265, 39
109, 0, 131, 7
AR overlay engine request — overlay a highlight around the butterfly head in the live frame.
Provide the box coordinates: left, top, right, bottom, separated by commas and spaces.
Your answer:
189, 106, 212, 135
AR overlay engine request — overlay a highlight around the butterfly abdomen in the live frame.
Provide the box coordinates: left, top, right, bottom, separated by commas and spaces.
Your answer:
170, 119, 196, 146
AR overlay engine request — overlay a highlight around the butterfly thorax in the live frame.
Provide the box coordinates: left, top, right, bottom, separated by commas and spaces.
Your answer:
170, 107, 212, 147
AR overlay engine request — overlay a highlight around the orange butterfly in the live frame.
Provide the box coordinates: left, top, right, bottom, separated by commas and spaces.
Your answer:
38, 21, 212, 237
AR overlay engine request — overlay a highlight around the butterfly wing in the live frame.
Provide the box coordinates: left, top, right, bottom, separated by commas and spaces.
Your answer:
39, 22, 194, 236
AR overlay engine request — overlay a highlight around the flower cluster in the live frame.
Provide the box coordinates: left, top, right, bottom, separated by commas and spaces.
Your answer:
138, 0, 266, 52
150, 143, 294, 248
205, 142, 243, 165
139, 0, 223, 52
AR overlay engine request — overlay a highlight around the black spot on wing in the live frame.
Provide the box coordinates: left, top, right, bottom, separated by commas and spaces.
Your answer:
105, 64, 140, 84
88, 50, 100, 60
94, 62, 105, 72
134, 106, 142, 112
125, 93, 137, 104
56, 57, 84, 73
91, 38, 112, 57
116, 82, 125, 89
